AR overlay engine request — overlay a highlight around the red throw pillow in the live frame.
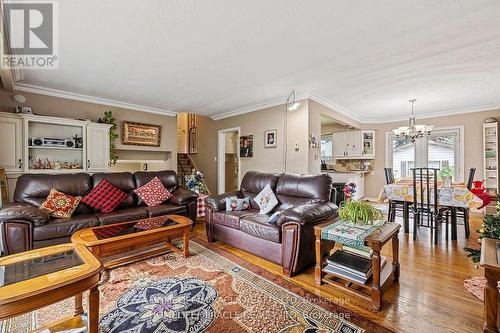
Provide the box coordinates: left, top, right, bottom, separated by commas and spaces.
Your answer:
81, 179, 127, 213
134, 176, 173, 207
40, 188, 82, 219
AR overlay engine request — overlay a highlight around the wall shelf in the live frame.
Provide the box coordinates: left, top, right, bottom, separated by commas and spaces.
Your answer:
28, 146, 84, 151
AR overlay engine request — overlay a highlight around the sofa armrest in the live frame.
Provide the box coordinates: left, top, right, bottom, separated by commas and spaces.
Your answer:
205, 191, 242, 212
170, 188, 198, 205
0, 203, 50, 227
277, 202, 338, 227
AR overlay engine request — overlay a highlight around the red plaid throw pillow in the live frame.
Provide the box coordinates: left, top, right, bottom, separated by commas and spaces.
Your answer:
134, 176, 173, 207
81, 179, 127, 213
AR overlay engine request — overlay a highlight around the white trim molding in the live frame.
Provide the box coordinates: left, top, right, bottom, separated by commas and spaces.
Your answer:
15, 83, 177, 116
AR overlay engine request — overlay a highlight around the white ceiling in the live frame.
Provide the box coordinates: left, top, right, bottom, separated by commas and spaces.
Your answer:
15, 0, 500, 122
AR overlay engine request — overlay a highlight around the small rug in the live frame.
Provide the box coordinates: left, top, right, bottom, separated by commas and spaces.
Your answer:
1, 239, 392, 333
464, 276, 500, 301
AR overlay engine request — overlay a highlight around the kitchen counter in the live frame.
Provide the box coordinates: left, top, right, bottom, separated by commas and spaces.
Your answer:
321, 170, 367, 199
321, 169, 371, 174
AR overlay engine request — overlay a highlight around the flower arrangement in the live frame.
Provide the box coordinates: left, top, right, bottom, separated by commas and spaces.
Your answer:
185, 170, 208, 194
438, 165, 454, 178
342, 182, 356, 201
464, 202, 500, 263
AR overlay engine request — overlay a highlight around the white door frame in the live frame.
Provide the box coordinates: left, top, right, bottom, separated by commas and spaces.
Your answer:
218, 127, 241, 194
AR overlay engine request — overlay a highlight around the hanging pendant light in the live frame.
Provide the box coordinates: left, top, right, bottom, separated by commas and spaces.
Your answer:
392, 99, 433, 142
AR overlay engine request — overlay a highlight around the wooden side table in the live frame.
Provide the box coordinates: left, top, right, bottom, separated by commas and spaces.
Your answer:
314, 220, 400, 310
0, 244, 102, 333
480, 238, 500, 333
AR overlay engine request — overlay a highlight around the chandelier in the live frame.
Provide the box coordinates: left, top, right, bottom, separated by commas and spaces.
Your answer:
392, 99, 433, 142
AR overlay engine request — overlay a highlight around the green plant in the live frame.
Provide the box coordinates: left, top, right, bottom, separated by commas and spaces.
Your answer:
103, 110, 118, 165
338, 201, 383, 225
464, 208, 500, 263
439, 165, 454, 178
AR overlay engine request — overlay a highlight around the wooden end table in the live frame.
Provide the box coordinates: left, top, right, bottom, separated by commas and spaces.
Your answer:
0, 243, 102, 333
480, 237, 500, 333
72, 214, 193, 269
314, 220, 400, 310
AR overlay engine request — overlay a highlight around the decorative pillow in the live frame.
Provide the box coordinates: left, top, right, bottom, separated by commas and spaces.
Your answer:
225, 197, 250, 211
81, 179, 127, 213
40, 188, 82, 219
134, 177, 173, 207
254, 184, 278, 214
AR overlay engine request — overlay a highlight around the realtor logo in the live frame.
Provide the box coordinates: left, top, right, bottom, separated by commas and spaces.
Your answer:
1, 1, 58, 69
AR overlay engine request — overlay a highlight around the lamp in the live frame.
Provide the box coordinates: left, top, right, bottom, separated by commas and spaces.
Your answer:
286, 90, 300, 111
392, 99, 433, 142
284, 90, 300, 172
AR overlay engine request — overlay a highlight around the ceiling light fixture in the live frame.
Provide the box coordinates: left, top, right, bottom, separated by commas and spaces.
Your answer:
392, 99, 433, 142
286, 90, 300, 111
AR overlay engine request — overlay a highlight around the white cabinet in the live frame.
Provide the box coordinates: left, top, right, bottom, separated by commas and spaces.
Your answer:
332, 130, 375, 159
0, 114, 23, 172
87, 123, 111, 172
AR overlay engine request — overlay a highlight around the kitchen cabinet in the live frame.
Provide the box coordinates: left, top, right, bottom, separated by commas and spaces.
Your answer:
332, 130, 375, 159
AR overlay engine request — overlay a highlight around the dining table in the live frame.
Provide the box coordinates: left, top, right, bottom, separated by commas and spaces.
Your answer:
378, 180, 489, 240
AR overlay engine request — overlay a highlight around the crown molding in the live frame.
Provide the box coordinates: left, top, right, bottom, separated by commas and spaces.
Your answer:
14, 83, 177, 116
307, 92, 362, 122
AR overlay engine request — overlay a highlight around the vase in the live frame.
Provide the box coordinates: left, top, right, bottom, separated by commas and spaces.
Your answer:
442, 176, 452, 188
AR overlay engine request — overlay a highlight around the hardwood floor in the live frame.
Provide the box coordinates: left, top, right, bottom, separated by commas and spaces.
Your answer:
193, 212, 485, 333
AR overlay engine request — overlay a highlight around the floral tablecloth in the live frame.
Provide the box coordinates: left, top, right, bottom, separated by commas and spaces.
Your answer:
378, 182, 484, 209
197, 194, 210, 218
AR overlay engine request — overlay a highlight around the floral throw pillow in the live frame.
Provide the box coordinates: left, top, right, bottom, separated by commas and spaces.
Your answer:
40, 188, 82, 219
254, 184, 278, 214
134, 177, 173, 207
225, 197, 250, 211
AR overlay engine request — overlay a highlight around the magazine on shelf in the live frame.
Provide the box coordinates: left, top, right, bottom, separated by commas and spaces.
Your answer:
326, 250, 387, 278
323, 264, 369, 284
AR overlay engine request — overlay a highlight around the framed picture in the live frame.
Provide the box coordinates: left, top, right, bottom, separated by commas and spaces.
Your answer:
264, 129, 277, 148
240, 135, 253, 157
122, 121, 161, 147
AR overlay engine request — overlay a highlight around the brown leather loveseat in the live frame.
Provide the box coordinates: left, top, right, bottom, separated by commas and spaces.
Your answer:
0, 170, 198, 255
206, 171, 338, 276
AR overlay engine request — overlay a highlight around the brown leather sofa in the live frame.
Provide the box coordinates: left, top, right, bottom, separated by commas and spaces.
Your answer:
205, 171, 338, 277
0, 170, 198, 255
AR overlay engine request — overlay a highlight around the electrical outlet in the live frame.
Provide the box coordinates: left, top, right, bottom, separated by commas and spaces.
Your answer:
294, 142, 299, 151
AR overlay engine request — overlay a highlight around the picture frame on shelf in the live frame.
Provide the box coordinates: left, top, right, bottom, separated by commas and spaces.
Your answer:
122, 121, 161, 147
264, 129, 277, 148
240, 135, 253, 157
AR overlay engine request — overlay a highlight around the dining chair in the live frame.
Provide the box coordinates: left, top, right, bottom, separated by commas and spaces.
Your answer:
384, 167, 405, 222
454, 167, 476, 238
411, 167, 449, 245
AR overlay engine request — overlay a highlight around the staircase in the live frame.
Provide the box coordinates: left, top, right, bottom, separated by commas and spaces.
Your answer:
177, 153, 194, 188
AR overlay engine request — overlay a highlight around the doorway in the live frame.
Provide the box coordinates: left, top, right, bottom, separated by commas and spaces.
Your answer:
218, 127, 241, 194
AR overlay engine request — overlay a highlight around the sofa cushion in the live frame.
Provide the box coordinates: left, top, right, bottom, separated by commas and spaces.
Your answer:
134, 171, 178, 192
34, 214, 99, 241
239, 213, 281, 243
254, 185, 278, 214
96, 207, 148, 225
134, 177, 173, 207
240, 172, 280, 210
91, 172, 137, 209
212, 210, 255, 230
145, 203, 185, 217
14, 173, 92, 208
275, 173, 333, 210
82, 179, 128, 213
40, 188, 82, 219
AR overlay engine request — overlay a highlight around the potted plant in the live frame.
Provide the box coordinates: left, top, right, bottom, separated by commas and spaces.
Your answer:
338, 201, 383, 225
439, 165, 454, 188
464, 203, 500, 263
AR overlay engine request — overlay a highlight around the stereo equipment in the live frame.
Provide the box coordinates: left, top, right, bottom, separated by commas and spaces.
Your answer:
30, 137, 77, 148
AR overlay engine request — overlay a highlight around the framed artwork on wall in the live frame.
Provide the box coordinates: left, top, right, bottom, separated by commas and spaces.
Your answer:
240, 135, 253, 157
122, 121, 161, 147
264, 129, 277, 148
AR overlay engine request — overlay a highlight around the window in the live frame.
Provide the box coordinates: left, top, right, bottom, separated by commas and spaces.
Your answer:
321, 135, 333, 161
386, 127, 464, 181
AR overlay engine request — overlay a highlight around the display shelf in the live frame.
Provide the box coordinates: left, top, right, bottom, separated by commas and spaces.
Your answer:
28, 146, 83, 151
483, 122, 499, 194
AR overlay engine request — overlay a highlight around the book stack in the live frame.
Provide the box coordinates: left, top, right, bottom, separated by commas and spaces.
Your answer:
324, 249, 386, 285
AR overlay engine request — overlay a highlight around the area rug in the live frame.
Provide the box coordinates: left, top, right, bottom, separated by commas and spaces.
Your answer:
464, 276, 500, 301
1, 239, 392, 333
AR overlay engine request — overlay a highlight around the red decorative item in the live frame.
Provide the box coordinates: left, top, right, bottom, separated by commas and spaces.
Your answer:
81, 179, 127, 213
134, 177, 172, 207
40, 188, 82, 219
471, 180, 485, 195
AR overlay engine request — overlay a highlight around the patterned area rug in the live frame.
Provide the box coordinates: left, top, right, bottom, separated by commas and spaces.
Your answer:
1, 239, 392, 333
464, 276, 500, 301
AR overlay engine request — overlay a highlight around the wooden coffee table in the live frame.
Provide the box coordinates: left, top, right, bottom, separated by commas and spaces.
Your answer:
71, 214, 193, 268
0, 243, 102, 333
